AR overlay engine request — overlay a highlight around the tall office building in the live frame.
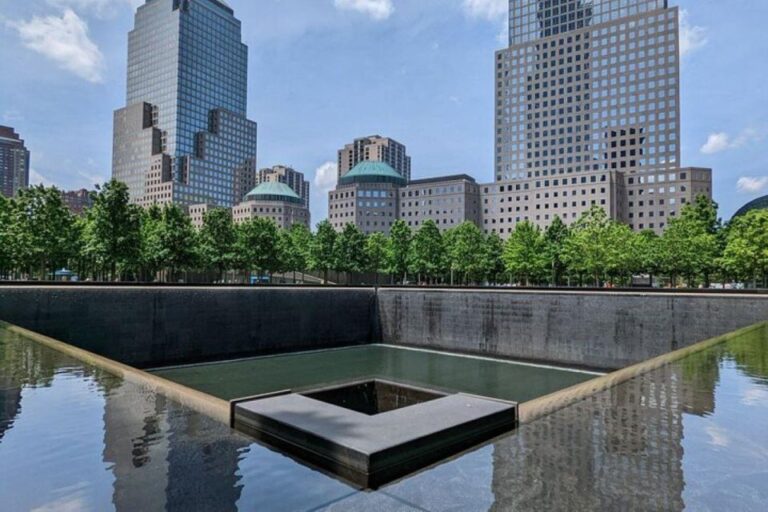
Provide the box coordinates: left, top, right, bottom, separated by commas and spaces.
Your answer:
487, 0, 712, 236
0, 126, 30, 198
337, 135, 411, 182
112, 0, 258, 208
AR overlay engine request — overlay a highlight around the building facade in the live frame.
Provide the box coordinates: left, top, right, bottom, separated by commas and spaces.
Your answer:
61, 189, 94, 215
400, 175, 481, 230
190, 182, 310, 229
112, 0, 258, 209
337, 136, 411, 182
0, 126, 30, 198
255, 165, 310, 209
328, 162, 483, 235
489, 0, 712, 236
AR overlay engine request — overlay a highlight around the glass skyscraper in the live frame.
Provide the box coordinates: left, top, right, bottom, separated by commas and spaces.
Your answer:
486, 0, 712, 236
0, 126, 30, 198
112, 0, 258, 208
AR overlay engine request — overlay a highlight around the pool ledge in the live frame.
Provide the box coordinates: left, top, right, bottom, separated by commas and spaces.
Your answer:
0, 320, 231, 424
519, 320, 768, 424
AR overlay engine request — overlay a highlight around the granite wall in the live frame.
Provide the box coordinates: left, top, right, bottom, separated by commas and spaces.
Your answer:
2, 286, 767, 370
0, 286, 377, 368
377, 289, 768, 369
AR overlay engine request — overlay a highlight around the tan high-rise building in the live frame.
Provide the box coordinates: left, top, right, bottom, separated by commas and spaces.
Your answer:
255, 165, 310, 209
337, 135, 411, 182
488, 0, 712, 236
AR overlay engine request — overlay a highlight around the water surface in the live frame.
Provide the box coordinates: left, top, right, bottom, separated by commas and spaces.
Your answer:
1, 326, 767, 511
151, 345, 597, 402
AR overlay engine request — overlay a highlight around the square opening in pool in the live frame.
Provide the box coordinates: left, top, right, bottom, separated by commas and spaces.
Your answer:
302, 379, 445, 416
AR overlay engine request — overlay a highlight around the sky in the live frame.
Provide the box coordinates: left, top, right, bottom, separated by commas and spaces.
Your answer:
0, 0, 766, 223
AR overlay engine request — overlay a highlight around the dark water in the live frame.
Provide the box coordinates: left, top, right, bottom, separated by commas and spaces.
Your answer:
150, 345, 598, 402
1, 326, 767, 511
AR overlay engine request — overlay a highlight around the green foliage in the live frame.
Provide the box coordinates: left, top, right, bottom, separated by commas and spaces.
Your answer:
387, 220, 411, 283
662, 201, 720, 286
365, 232, 388, 276
563, 206, 617, 285
309, 220, 337, 283
198, 208, 237, 279
720, 210, 768, 285
503, 221, 547, 285
544, 216, 569, 285
236, 217, 280, 277
408, 220, 444, 283
334, 223, 368, 274
83, 180, 142, 279
446, 221, 484, 284
481, 232, 506, 284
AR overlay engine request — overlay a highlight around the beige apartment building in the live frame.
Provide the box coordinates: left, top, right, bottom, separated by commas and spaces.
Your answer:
400, 175, 481, 230
190, 182, 310, 230
255, 165, 310, 209
337, 135, 411, 182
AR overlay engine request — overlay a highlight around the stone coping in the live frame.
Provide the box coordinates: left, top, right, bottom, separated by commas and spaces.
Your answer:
0, 321, 231, 424
233, 380, 517, 489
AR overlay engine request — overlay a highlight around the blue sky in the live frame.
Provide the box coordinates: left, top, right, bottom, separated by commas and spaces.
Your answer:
0, 0, 766, 223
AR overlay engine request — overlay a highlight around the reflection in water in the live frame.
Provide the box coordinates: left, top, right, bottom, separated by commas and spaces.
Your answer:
1, 326, 767, 511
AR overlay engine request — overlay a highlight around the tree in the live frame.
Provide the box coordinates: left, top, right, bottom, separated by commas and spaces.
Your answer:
662, 202, 720, 287
139, 204, 164, 280
632, 229, 663, 285
503, 221, 547, 286
563, 206, 617, 286
408, 220, 444, 284
0, 195, 13, 277
720, 210, 768, 287
334, 223, 368, 276
481, 232, 506, 285
446, 221, 484, 285
387, 220, 411, 284
236, 218, 280, 282
83, 180, 142, 280
156, 204, 198, 280
12, 186, 78, 279
309, 220, 337, 284
544, 216, 570, 286
365, 232, 388, 284
198, 208, 237, 282
286, 223, 312, 283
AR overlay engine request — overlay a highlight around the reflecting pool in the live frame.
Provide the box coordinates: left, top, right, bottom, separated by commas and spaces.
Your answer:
1, 325, 767, 511
150, 345, 598, 402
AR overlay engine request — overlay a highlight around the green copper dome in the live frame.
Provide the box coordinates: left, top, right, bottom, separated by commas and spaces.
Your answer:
733, 195, 768, 219
245, 182, 302, 204
339, 161, 407, 186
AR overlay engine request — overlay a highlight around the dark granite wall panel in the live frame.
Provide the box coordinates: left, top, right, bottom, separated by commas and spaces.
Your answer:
0, 287, 377, 367
377, 289, 768, 369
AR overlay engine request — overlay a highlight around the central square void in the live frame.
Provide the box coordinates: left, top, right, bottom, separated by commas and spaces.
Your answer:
303, 380, 444, 416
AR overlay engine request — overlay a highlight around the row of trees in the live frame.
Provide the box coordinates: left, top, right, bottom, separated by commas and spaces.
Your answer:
1, 180, 767, 287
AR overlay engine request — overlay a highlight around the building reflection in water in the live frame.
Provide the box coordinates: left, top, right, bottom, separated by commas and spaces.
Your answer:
490, 355, 720, 511
101, 380, 249, 512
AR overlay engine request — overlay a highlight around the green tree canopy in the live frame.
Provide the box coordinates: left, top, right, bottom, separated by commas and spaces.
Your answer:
387, 220, 412, 283
544, 216, 570, 285
720, 210, 768, 286
83, 180, 142, 280
563, 206, 619, 286
198, 208, 237, 280
236, 217, 280, 279
365, 232, 388, 282
481, 232, 506, 284
408, 220, 444, 283
309, 220, 337, 284
334, 223, 368, 274
446, 221, 484, 285
503, 221, 547, 285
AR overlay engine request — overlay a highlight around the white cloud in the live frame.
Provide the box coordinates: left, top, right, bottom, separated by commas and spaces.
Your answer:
679, 10, 708, 58
741, 387, 768, 406
47, 0, 144, 19
462, 0, 507, 21
313, 161, 338, 192
701, 128, 763, 154
10, 10, 104, 83
737, 177, 768, 195
29, 169, 55, 187
704, 424, 730, 448
334, 0, 394, 21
